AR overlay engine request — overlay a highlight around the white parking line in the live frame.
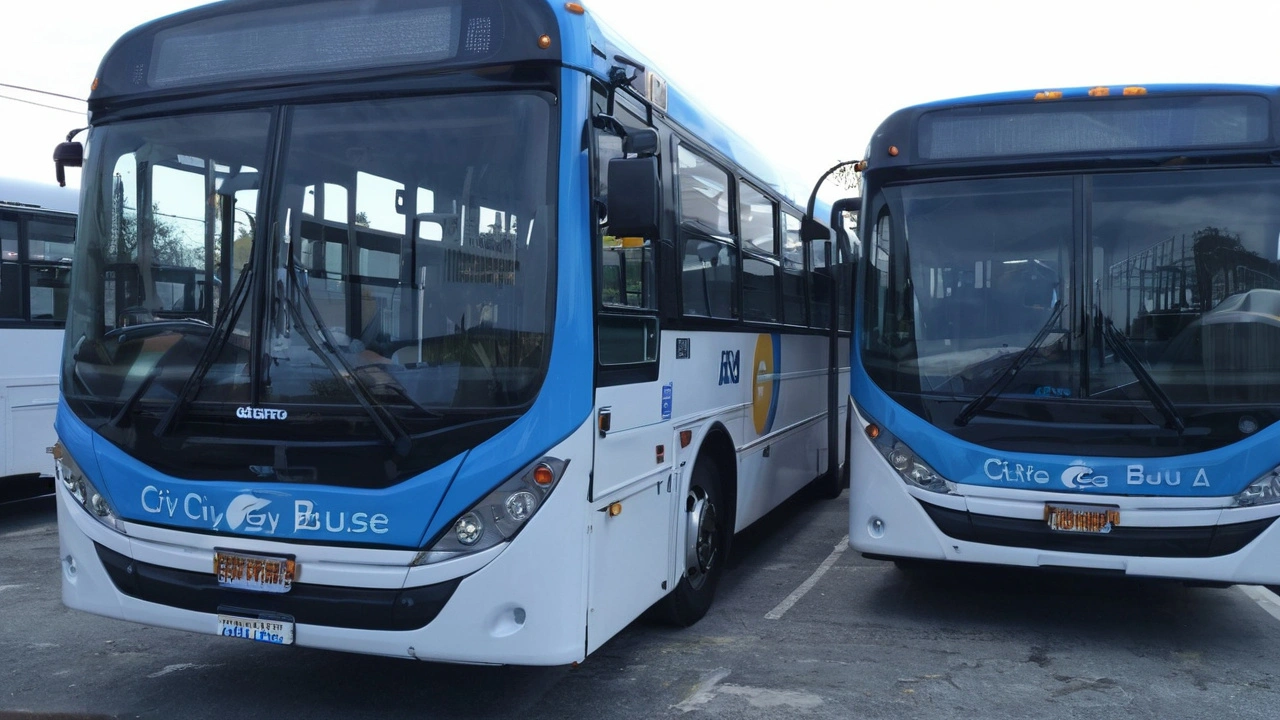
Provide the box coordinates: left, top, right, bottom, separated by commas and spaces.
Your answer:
1238, 585, 1280, 623
765, 535, 849, 620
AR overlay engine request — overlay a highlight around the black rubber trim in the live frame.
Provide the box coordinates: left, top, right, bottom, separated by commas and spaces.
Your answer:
96, 543, 461, 631
918, 501, 1273, 558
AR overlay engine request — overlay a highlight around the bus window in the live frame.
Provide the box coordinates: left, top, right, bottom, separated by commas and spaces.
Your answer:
0, 220, 17, 318
740, 182, 779, 323
781, 213, 807, 325
678, 146, 737, 319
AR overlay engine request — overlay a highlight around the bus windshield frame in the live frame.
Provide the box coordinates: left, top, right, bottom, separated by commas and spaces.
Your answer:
63, 91, 559, 487
861, 161, 1280, 457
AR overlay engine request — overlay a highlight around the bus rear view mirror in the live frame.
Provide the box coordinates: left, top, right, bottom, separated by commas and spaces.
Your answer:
831, 197, 861, 264
607, 156, 659, 239
800, 215, 830, 243
53, 141, 83, 188
623, 127, 659, 157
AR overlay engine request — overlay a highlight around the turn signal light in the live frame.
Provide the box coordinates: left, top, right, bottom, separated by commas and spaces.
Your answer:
533, 463, 555, 486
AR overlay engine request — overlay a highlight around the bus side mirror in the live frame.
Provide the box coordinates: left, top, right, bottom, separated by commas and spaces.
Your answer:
830, 197, 861, 264
799, 215, 830, 243
53, 141, 84, 188
623, 127, 659, 157
607, 156, 660, 238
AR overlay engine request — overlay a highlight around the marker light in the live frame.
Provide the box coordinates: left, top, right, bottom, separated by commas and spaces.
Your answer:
413, 457, 570, 565
1089, 86, 1110, 97
888, 146, 900, 157
533, 463, 555, 486
537, 34, 552, 50
1034, 90, 1063, 101
1123, 87, 1148, 96
865, 423, 881, 440
565, 2, 585, 13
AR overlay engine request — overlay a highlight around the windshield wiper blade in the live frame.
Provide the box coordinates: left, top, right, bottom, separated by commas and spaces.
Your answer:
1100, 316, 1186, 433
351, 367, 444, 419
285, 266, 414, 457
154, 266, 253, 438
955, 302, 1064, 427
108, 325, 213, 429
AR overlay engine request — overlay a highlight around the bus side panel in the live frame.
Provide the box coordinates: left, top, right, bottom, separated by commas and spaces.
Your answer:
734, 333, 840, 530
2, 327, 63, 479
587, 382, 676, 653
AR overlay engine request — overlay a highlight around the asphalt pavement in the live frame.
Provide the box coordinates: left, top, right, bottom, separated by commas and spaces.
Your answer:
5, 486, 1280, 719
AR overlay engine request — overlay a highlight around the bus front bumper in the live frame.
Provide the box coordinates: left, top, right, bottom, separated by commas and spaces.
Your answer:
847, 426, 1280, 585
56, 476, 588, 665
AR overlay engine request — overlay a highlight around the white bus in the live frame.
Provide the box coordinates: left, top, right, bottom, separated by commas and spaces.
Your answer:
52, 0, 847, 664
847, 84, 1280, 585
0, 177, 75, 483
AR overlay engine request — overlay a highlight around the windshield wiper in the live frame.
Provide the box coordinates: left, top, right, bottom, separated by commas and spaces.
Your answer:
1099, 315, 1186, 433
107, 324, 214, 430
351, 366, 444, 419
955, 301, 1064, 427
154, 265, 254, 438
284, 266, 414, 457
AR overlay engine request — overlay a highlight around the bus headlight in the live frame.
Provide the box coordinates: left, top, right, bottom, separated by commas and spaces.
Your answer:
863, 416, 956, 495
52, 440, 126, 534
1232, 464, 1280, 507
412, 457, 569, 565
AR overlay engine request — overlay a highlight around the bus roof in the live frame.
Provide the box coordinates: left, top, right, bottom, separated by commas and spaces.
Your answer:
568, 4, 808, 208
866, 83, 1280, 172
0, 177, 78, 215
86, 0, 810, 212
907, 83, 1280, 110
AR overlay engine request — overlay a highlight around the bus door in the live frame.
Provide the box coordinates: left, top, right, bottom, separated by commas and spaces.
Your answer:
585, 98, 674, 651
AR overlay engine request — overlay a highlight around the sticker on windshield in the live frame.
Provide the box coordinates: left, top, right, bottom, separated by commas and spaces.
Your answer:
236, 407, 289, 420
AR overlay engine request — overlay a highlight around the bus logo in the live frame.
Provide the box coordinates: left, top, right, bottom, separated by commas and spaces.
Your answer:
236, 406, 289, 420
719, 350, 740, 385
1061, 465, 1108, 489
751, 334, 781, 435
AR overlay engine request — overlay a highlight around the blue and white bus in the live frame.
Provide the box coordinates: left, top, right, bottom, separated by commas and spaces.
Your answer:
0, 178, 75, 484
52, 0, 847, 664
847, 84, 1280, 584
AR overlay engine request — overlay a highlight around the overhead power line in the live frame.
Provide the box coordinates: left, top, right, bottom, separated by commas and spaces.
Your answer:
0, 93, 83, 115
0, 82, 85, 103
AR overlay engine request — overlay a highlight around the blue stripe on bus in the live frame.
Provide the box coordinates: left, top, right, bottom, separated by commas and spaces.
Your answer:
54, 70, 597, 551
850, 360, 1278, 499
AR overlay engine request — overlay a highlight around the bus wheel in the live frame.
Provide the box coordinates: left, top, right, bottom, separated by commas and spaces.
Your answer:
656, 458, 725, 627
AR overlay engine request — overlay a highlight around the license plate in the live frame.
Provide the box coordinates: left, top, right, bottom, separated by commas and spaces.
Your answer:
217, 614, 294, 645
214, 550, 295, 593
1045, 503, 1120, 534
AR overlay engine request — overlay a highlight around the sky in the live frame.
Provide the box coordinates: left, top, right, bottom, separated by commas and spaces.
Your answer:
3, 0, 1279, 202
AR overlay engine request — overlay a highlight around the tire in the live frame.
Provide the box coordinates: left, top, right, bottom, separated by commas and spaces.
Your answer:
655, 456, 727, 627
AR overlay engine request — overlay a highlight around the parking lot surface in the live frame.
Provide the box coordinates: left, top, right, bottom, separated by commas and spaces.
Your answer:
5, 489, 1280, 719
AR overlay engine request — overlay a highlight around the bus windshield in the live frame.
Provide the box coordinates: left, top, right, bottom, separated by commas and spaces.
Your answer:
863, 167, 1280, 449
64, 93, 556, 481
